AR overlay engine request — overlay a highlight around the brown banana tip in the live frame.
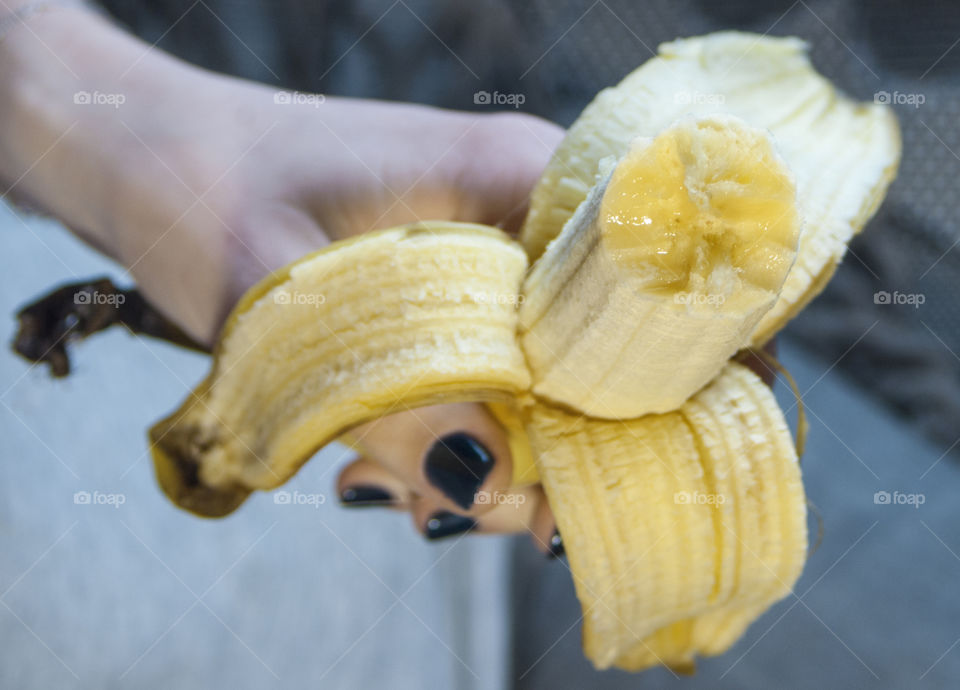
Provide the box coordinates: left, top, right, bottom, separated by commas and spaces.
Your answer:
670, 661, 697, 676
150, 428, 248, 518
11, 277, 209, 379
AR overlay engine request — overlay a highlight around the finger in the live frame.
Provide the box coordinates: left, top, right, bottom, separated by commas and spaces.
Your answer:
528, 489, 564, 559
409, 484, 541, 541
345, 402, 514, 517
335, 456, 412, 510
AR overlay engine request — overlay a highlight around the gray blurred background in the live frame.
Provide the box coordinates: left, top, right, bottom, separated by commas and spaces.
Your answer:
2, 0, 959, 688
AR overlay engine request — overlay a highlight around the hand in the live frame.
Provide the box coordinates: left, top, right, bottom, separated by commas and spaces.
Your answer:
0, 5, 566, 551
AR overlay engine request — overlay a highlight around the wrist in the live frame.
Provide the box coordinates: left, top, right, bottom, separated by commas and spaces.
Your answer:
0, 5, 220, 251
0, 1, 92, 48
0, 3, 105, 192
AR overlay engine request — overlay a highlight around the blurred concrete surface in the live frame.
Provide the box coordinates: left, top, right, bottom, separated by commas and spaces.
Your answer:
0, 201, 511, 690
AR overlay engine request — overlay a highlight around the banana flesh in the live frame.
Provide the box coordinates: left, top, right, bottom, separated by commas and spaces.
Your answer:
144, 31, 902, 674
520, 32, 901, 346
520, 115, 799, 417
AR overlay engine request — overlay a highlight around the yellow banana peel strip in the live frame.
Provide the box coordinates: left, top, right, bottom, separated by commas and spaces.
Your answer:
150, 223, 530, 516
529, 363, 806, 671
145, 31, 902, 674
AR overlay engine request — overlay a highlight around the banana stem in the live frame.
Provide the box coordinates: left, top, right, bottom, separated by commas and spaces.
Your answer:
11, 277, 209, 377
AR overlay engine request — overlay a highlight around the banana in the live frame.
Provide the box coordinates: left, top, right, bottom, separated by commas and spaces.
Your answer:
519, 115, 799, 417
521, 31, 901, 346
150, 220, 805, 672
144, 31, 900, 675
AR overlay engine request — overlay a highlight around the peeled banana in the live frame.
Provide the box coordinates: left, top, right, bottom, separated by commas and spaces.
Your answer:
522, 31, 901, 346
147, 31, 900, 674
520, 115, 800, 417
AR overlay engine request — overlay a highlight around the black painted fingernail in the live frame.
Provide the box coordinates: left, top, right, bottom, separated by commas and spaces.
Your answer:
547, 530, 565, 559
424, 432, 494, 510
339, 485, 394, 507
425, 511, 476, 540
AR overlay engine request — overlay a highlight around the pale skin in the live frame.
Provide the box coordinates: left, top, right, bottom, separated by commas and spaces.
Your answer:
0, 2, 564, 550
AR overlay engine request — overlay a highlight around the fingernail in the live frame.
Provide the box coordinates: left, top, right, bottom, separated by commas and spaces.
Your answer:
547, 530, 565, 559
425, 511, 476, 541
424, 432, 494, 510
339, 485, 394, 507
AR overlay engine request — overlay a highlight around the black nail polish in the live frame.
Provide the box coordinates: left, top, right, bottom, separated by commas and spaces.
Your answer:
424, 432, 494, 510
425, 511, 476, 540
547, 530, 565, 559
339, 485, 394, 507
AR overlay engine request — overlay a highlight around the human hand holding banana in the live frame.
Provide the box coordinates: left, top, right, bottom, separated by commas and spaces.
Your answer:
6, 15, 901, 674
0, 2, 568, 549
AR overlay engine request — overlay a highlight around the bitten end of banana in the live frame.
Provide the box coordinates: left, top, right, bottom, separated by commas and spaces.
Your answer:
520, 115, 799, 418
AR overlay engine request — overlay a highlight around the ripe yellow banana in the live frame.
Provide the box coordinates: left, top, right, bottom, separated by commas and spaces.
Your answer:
147, 31, 900, 674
